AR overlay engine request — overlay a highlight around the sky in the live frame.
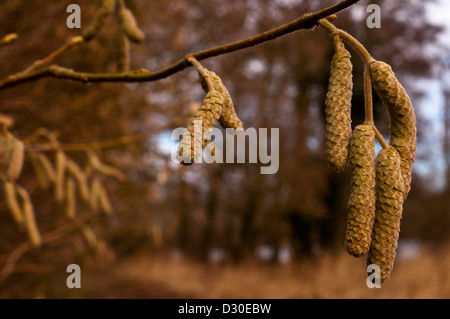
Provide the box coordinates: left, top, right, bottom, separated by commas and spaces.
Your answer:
414, 0, 450, 191
427, 0, 450, 47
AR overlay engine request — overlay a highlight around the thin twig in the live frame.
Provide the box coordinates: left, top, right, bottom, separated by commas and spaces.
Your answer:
186, 55, 214, 91
372, 124, 389, 150
20, 36, 83, 75
24, 122, 178, 153
0, 0, 360, 90
364, 63, 374, 124
318, 18, 373, 64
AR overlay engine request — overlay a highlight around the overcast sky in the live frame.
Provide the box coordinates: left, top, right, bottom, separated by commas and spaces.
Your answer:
413, 0, 450, 191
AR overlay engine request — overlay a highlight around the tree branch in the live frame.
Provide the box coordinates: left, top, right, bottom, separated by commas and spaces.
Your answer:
0, 0, 360, 90
20, 36, 83, 74
25, 122, 178, 153
0, 211, 98, 285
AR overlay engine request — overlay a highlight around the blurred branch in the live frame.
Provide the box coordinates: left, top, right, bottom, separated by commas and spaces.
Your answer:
318, 18, 373, 64
25, 121, 181, 153
0, 0, 360, 90
20, 36, 83, 74
0, 33, 18, 46
0, 211, 98, 285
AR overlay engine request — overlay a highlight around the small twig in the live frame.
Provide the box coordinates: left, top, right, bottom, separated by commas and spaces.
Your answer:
364, 64, 374, 124
318, 18, 374, 64
0, 0, 360, 90
372, 124, 389, 149
19, 36, 84, 75
186, 55, 214, 91
25, 122, 178, 153
23, 127, 60, 148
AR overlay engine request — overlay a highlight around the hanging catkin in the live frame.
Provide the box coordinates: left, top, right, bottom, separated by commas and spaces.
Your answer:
345, 125, 376, 257
55, 151, 66, 203
370, 60, 416, 199
120, 8, 145, 44
66, 178, 77, 220
90, 178, 101, 212
1, 132, 24, 182
98, 182, 113, 215
83, 0, 116, 42
178, 90, 224, 163
90, 178, 112, 215
66, 158, 90, 202
4, 181, 24, 226
205, 71, 244, 131
116, 28, 130, 72
6, 135, 24, 182
36, 153, 56, 182
367, 146, 404, 282
82, 0, 116, 41
325, 35, 353, 173
30, 153, 50, 190
0, 113, 14, 128
16, 186, 41, 248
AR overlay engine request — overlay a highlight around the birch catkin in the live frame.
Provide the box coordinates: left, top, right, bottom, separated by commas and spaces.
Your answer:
367, 147, 404, 282
98, 183, 113, 215
116, 29, 130, 72
6, 136, 24, 182
55, 151, 66, 203
17, 186, 41, 248
90, 178, 112, 215
370, 60, 416, 199
66, 158, 90, 202
66, 178, 77, 220
82, 0, 116, 41
90, 178, 101, 212
1, 132, 24, 182
36, 153, 56, 182
4, 182, 24, 226
178, 90, 224, 163
30, 154, 50, 190
120, 8, 145, 44
325, 35, 353, 173
204, 71, 244, 131
345, 125, 376, 257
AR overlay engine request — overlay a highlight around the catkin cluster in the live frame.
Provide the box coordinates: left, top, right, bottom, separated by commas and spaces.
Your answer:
325, 35, 353, 173
322, 32, 416, 282
2, 141, 119, 247
1, 129, 40, 247
178, 61, 244, 164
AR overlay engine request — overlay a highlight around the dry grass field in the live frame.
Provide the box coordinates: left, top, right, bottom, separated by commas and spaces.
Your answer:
67, 242, 450, 299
